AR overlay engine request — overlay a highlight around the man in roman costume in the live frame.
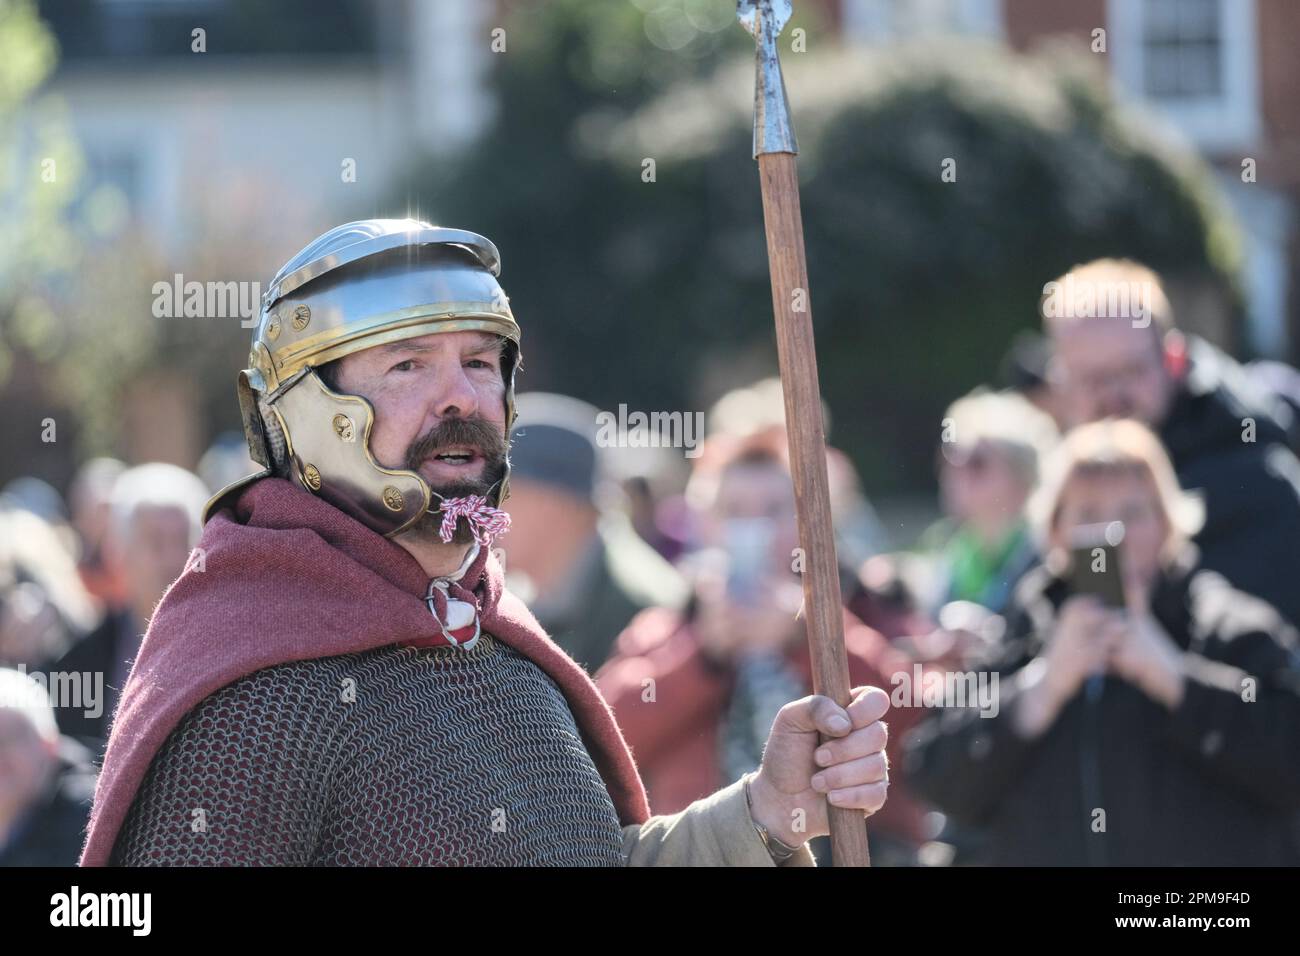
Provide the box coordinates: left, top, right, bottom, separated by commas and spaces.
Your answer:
81, 220, 890, 866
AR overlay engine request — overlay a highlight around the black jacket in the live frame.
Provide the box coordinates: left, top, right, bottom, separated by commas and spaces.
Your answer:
1160, 338, 1300, 626
43, 608, 139, 758
904, 551, 1300, 866
0, 744, 96, 867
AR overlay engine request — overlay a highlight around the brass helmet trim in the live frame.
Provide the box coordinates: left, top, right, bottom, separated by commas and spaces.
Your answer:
270, 308, 517, 381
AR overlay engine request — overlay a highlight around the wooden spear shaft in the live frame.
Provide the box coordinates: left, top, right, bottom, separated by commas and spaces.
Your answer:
759, 153, 871, 869
741, 0, 870, 867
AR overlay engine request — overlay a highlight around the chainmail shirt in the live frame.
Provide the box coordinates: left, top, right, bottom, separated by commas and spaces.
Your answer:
110, 633, 628, 866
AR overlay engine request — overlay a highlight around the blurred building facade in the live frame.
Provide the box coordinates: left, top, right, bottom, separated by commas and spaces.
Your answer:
8, 0, 1295, 492
37, 0, 495, 247
24, 1, 1297, 339
11, 0, 498, 482
842, 0, 1300, 360
39, 0, 1291, 357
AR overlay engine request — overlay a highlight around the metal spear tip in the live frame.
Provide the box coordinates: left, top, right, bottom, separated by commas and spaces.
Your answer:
737, 0, 792, 39
738, 0, 797, 156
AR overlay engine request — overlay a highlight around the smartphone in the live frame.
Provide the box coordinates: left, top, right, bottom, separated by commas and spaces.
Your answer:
1065, 522, 1126, 608
724, 517, 774, 607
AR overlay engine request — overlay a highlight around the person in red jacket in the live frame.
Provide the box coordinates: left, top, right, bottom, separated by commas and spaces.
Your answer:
598, 428, 931, 864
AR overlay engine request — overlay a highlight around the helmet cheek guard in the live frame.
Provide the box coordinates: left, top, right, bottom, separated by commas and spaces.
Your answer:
269, 369, 431, 535
204, 219, 522, 538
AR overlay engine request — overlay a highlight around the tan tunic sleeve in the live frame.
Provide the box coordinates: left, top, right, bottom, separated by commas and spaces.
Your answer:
620, 777, 817, 867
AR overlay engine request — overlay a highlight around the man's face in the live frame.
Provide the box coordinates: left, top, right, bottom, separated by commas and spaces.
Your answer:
497, 477, 597, 578
108, 505, 195, 619
1050, 318, 1176, 428
699, 461, 800, 574
939, 440, 1029, 537
0, 709, 55, 812
333, 330, 509, 542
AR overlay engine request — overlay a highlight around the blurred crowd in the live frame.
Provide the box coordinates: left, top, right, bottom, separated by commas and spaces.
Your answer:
4, 257, 1300, 866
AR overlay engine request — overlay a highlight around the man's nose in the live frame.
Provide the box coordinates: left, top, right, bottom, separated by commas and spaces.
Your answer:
428, 362, 480, 420
1098, 389, 1132, 417
1088, 378, 1123, 412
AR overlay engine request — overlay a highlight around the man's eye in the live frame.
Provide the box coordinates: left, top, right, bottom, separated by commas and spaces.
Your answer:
390, 360, 416, 373
466, 359, 492, 369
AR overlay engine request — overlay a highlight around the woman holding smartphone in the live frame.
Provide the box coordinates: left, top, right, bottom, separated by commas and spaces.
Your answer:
906, 418, 1300, 866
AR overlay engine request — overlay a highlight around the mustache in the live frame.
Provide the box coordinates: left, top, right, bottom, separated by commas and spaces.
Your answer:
404, 417, 508, 471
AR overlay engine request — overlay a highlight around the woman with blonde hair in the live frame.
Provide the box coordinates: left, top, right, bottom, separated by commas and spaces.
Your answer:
907, 419, 1300, 865
923, 388, 1058, 617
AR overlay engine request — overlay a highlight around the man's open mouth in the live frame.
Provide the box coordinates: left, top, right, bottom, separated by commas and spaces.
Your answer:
428, 447, 479, 466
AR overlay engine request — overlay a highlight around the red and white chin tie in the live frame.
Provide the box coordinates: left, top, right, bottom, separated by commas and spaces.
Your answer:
435, 494, 511, 549
423, 497, 510, 651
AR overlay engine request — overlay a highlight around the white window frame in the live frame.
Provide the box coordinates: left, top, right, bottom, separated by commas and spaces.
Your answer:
1107, 0, 1261, 152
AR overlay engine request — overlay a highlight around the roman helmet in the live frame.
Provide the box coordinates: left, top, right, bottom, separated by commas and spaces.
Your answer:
204, 218, 522, 537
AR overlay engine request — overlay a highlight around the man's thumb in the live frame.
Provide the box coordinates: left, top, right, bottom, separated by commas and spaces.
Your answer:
774, 694, 851, 737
